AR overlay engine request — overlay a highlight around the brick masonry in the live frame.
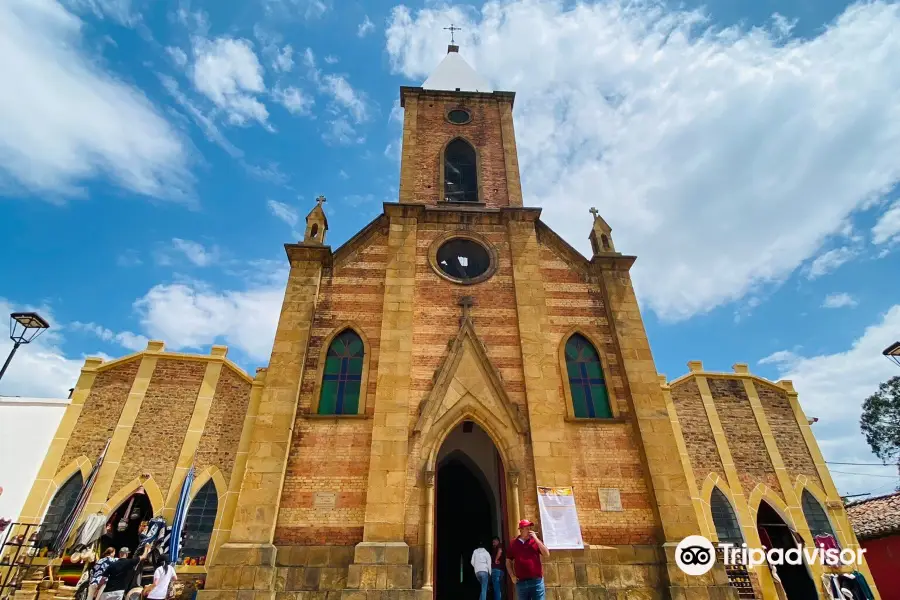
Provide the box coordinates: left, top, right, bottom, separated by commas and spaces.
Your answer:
111, 359, 206, 498
59, 358, 141, 469
707, 377, 781, 498
670, 378, 726, 491
196, 366, 254, 483
756, 383, 824, 491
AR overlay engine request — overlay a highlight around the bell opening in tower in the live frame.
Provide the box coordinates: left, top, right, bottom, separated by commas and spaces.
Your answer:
443, 139, 478, 203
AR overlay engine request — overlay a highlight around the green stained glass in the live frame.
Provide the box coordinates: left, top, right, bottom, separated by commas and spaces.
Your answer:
564, 334, 612, 419
319, 329, 365, 415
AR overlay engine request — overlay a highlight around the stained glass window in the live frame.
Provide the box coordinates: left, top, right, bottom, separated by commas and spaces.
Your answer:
711, 487, 743, 544
564, 334, 612, 418
36, 472, 84, 548
182, 480, 218, 560
801, 490, 835, 538
318, 329, 365, 415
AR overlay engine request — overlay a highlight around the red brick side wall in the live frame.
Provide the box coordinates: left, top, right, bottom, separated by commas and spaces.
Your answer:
670, 379, 725, 492
405, 96, 511, 208
274, 229, 388, 545
60, 359, 141, 470
540, 246, 657, 545
756, 384, 823, 491
195, 366, 253, 484
111, 359, 206, 499
707, 378, 781, 498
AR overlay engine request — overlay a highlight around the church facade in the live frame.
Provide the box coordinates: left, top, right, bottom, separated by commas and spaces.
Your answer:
13, 47, 881, 600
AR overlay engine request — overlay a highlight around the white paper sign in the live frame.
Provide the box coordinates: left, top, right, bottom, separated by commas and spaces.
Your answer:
598, 488, 623, 512
536, 486, 584, 550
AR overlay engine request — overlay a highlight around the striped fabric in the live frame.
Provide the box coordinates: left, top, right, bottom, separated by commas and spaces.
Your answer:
51, 440, 110, 556
168, 465, 194, 564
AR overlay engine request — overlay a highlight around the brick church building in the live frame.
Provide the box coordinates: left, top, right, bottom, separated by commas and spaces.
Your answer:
14, 46, 882, 600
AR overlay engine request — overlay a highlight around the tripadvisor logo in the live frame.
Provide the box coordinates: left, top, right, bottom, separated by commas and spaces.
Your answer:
675, 535, 868, 575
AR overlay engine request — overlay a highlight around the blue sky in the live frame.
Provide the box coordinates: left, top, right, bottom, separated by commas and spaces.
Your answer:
1, 0, 900, 497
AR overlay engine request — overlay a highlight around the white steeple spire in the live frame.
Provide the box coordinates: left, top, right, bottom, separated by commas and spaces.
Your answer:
422, 46, 492, 93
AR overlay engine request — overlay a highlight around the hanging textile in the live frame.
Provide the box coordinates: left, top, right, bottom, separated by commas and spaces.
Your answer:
168, 465, 195, 565
851, 571, 875, 600
50, 440, 110, 556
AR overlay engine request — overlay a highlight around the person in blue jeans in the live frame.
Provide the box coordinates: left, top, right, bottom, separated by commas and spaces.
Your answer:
490, 536, 505, 600
471, 544, 492, 600
506, 520, 550, 600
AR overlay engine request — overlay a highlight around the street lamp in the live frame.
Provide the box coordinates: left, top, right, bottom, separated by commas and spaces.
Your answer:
0, 312, 51, 382
884, 341, 900, 368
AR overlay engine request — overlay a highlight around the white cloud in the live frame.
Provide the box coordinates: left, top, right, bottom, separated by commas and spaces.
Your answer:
822, 292, 858, 309
0, 299, 83, 399
759, 305, 900, 495
324, 55, 339, 65
267, 199, 302, 238
358, 15, 375, 37
872, 199, 900, 246
116, 249, 143, 267
62, 0, 135, 25
134, 277, 287, 362
324, 118, 364, 146
806, 246, 857, 279
70, 321, 148, 351
166, 46, 188, 67
386, 1, 900, 321
171, 238, 219, 267
0, 0, 190, 201
191, 37, 270, 128
273, 86, 314, 116
273, 45, 294, 72
321, 74, 369, 123
302, 48, 369, 141
262, 0, 327, 20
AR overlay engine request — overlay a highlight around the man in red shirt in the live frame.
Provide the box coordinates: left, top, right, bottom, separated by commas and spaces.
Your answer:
506, 519, 550, 600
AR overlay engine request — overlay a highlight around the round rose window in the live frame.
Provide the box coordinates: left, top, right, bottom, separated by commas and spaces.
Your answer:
436, 238, 492, 283
447, 109, 471, 124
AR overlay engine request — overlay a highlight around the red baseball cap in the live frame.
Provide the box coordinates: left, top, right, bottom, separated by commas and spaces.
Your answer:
518, 519, 534, 528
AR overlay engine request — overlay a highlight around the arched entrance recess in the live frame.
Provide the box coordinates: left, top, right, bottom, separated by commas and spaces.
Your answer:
434, 421, 508, 600
756, 501, 817, 600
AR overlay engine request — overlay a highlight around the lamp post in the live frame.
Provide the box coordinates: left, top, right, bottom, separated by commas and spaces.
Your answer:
883, 342, 900, 368
0, 312, 51, 383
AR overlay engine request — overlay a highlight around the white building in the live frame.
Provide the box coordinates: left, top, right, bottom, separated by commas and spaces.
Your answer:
0, 396, 70, 521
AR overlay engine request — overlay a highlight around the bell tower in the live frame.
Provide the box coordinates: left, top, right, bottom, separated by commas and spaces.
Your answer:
398, 45, 523, 208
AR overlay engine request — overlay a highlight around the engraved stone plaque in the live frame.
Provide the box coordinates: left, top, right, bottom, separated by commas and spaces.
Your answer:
314, 491, 336, 510
598, 488, 623, 512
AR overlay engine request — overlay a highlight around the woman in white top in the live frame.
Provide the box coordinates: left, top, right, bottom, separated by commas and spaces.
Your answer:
146, 558, 177, 600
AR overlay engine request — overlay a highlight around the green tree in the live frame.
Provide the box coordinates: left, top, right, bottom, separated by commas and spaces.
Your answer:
860, 375, 900, 486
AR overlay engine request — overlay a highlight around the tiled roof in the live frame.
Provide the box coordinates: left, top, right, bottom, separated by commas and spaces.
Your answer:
846, 492, 900, 540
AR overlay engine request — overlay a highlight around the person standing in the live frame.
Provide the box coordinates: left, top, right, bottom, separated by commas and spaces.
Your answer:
490, 537, 505, 600
471, 543, 492, 600
506, 520, 549, 600
146, 556, 177, 600
87, 548, 117, 600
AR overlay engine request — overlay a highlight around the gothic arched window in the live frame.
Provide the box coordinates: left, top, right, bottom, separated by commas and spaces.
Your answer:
182, 480, 218, 561
801, 490, 835, 538
564, 334, 612, 418
710, 487, 743, 545
318, 329, 365, 415
36, 472, 84, 547
443, 139, 478, 203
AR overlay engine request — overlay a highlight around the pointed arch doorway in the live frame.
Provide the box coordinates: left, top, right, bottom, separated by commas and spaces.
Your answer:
756, 501, 817, 600
434, 420, 509, 600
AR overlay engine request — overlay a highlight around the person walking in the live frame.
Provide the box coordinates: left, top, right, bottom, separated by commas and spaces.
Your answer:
490, 537, 505, 600
506, 520, 549, 600
87, 548, 117, 600
471, 543, 492, 600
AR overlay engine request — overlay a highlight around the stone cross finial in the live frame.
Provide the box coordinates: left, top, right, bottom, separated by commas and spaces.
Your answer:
316, 195, 327, 206
589, 207, 599, 219
458, 295, 474, 324
444, 24, 462, 44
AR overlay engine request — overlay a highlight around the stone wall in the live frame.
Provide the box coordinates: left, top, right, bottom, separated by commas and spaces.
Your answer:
58, 358, 141, 469
670, 378, 725, 492
196, 367, 254, 483
755, 384, 824, 491
111, 358, 206, 497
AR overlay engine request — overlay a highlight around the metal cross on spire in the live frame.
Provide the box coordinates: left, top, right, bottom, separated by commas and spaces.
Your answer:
589, 207, 599, 219
444, 24, 462, 44
316, 195, 327, 205
458, 295, 475, 325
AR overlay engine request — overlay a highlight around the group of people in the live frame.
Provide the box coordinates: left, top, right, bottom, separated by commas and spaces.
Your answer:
470, 519, 550, 600
85, 545, 176, 600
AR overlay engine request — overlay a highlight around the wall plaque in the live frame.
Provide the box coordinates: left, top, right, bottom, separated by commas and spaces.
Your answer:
313, 492, 336, 510
598, 488, 623, 512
